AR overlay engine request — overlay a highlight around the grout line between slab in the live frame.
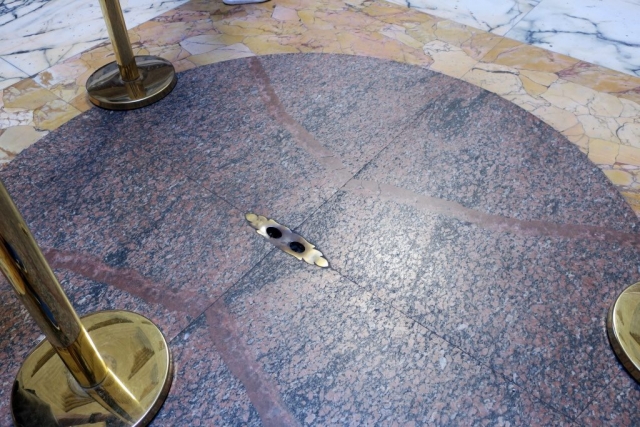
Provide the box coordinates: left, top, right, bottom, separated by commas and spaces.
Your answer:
501, 0, 544, 41
572, 373, 619, 422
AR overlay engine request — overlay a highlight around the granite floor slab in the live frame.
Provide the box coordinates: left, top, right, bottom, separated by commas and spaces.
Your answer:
1, 54, 640, 425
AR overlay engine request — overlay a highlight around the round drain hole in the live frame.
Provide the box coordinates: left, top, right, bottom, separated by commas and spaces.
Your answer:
266, 227, 282, 239
289, 241, 305, 253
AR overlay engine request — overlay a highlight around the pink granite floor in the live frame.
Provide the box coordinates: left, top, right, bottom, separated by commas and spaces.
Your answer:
1, 53, 640, 426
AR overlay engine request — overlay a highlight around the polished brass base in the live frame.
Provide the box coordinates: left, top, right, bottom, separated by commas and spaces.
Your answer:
87, 56, 177, 110
607, 282, 640, 383
11, 310, 173, 426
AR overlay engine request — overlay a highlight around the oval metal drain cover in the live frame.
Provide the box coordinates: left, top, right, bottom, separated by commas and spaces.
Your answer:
245, 213, 328, 268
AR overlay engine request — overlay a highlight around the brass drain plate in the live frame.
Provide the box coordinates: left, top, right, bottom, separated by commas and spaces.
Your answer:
245, 213, 328, 268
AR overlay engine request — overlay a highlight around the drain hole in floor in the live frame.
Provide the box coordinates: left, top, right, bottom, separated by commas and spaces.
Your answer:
289, 241, 305, 253
266, 227, 282, 239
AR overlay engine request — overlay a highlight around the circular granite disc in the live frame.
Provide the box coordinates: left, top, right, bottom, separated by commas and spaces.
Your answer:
2, 54, 640, 424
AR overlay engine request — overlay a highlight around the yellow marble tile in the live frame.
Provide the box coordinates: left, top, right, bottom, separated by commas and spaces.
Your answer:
480, 38, 578, 74
273, 5, 300, 21
360, 2, 417, 18
244, 36, 301, 54
621, 98, 640, 118
520, 75, 547, 97
216, 23, 271, 36
0, 125, 47, 156
588, 138, 619, 165
620, 89, 640, 106
173, 58, 198, 73
519, 69, 558, 87
144, 44, 192, 63
618, 123, 640, 148
534, 105, 580, 133
136, 19, 214, 47
153, 9, 213, 23
69, 93, 93, 113
422, 41, 477, 78
315, 9, 384, 32
33, 100, 81, 131
621, 191, 640, 212
577, 115, 620, 143
618, 145, 640, 167
189, 43, 256, 65
3, 79, 58, 110
555, 61, 640, 99
171, 0, 223, 13
380, 24, 424, 50
561, 123, 588, 151
604, 169, 634, 187
283, 30, 343, 53
78, 45, 118, 71
297, 10, 336, 30
336, 31, 429, 64
33, 57, 91, 102
0, 0, 639, 218
463, 63, 524, 97
180, 34, 246, 55
539, 81, 593, 115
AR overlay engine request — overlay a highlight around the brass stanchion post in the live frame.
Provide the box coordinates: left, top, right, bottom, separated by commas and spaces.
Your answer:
86, 0, 177, 110
0, 180, 173, 426
608, 283, 640, 382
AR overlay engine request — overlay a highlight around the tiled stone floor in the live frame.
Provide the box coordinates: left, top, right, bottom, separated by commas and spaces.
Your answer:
2, 52, 640, 426
1, 0, 640, 219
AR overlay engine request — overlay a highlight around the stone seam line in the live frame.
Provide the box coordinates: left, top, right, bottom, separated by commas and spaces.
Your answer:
41, 246, 301, 426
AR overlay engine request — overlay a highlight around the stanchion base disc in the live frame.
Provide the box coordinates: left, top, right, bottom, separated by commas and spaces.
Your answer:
11, 310, 173, 426
87, 56, 177, 110
608, 282, 640, 383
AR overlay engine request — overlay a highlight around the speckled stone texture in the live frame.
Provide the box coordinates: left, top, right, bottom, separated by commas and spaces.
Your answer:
1, 53, 640, 425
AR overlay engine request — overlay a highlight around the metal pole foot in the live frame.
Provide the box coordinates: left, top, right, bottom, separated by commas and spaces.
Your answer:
0, 178, 173, 426
87, 56, 177, 110
12, 310, 172, 426
86, 0, 176, 110
607, 282, 640, 382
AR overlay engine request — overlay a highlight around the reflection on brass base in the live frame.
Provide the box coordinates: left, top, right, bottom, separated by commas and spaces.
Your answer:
12, 311, 173, 426
607, 282, 640, 383
87, 56, 177, 110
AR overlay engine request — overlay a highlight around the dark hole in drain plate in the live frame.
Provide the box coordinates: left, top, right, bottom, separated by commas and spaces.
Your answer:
289, 241, 305, 253
266, 227, 282, 239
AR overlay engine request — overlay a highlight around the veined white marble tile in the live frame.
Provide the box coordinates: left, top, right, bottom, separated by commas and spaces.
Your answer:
385, 0, 541, 36
0, 58, 28, 90
0, 0, 188, 78
506, 0, 640, 77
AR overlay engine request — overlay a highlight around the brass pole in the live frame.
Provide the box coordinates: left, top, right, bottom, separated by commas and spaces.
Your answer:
0, 181, 109, 388
1, 179, 173, 426
608, 282, 640, 383
98, 0, 139, 82
86, 0, 177, 109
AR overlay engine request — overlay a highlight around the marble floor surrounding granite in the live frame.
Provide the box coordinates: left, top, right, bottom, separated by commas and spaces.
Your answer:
386, 0, 640, 78
0, 0, 640, 425
0, 0, 190, 87
3, 0, 639, 87
2, 52, 640, 426
2, 0, 640, 219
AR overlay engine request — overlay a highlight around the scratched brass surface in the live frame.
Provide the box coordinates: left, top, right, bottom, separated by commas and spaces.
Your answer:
1, 179, 173, 425
0, 179, 109, 389
246, 213, 329, 268
86, 56, 176, 110
12, 310, 173, 426
98, 0, 139, 81
608, 282, 640, 383
88, 0, 175, 109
